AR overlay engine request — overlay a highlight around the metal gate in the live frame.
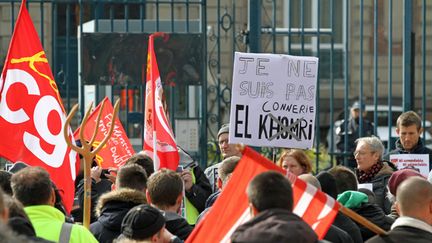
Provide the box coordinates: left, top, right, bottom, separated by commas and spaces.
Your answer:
0, 0, 430, 172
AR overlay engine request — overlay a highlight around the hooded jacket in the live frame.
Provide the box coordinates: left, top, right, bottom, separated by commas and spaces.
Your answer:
338, 191, 394, 241
90, 188, 147, 243
230, 208, 318, 243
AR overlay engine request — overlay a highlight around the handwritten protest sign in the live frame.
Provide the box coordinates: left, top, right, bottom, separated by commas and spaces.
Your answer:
229, 52, 318, 149
389, 154, 429, 177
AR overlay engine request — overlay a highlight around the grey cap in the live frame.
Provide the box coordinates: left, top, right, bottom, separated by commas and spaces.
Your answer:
351, 101, 365, 110
217, 124, 230, 139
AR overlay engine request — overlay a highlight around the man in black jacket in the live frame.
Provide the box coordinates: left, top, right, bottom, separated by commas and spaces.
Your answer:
90, 164, 148, 243
146, 169, 193, 240
367, 177, 432, 243
231, 171, 318, 243
383, 111, 432, 170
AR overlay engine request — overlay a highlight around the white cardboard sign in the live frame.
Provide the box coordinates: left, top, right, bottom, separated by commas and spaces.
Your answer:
229, 52, 318, 149
389, 154, 429, 177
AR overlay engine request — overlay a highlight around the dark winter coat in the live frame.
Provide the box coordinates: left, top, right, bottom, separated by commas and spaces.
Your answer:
163, 211, 194, 240
90, 188, 147, 243
231, 208, 318, 243
332, 212, 363, 243
367, 217, 432, 243
324, 224, 354, 243
185, 165, 212, 213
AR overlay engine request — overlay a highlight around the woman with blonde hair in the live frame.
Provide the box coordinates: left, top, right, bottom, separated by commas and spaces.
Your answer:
277, 149, 312, 176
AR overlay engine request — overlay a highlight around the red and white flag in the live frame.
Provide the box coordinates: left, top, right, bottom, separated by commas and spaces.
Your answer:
186, 147, 339, 242
74, 97, 134, 169
143, 33, 179, 171
0, 0, 77, 212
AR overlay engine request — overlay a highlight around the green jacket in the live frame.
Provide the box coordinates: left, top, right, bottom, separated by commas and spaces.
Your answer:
25, 205, 98, 243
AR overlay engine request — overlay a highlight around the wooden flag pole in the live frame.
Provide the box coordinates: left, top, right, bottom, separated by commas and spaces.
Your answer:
339, 206, 387, 236
63, 99, 120, 229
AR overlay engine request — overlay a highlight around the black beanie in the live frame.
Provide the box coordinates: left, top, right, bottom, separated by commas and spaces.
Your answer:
121, 204, 165, 240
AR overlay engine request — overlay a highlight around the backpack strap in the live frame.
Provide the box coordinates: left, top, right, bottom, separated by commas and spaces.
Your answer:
59, 222, 73, 243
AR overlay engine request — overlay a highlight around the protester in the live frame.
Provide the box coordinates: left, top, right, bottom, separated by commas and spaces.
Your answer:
90, 164, 148, 243
329, 165, 359, 193
298, 174, 354, 243
328, 165, 394, 241
316, 171, 363, 243
384, 111, 432, 170
277, 149, 312, 176
177, 147, 212, 225
196, 156, 240, 223
116, 204, 180, 243
11, 166, 97, 242
337, 190, 394, 241
386, 169, 425, 219
73, 164, 113, 223
335, 101, 375, 168
231, 171, 318, 243
354, 136, 396, 214
367, 177, 432, 242
125, 152, 155, 177
146, 169, 193, 240
3, 194, 53, 243
205, 124, 242, 192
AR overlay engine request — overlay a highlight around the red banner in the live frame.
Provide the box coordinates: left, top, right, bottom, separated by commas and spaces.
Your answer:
186, 147, 339, 242
0, 0, 77, 212
143, 34, 179, 171
74, 97, 134, 169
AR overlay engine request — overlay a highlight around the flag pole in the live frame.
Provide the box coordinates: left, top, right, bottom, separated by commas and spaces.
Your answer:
339, 206, 387, 236
149, 34, 158, 170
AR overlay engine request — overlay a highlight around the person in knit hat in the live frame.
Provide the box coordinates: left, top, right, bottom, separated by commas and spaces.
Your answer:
205, 123, 242, 192
387, 168, 425, 219
118, 204, 180, 243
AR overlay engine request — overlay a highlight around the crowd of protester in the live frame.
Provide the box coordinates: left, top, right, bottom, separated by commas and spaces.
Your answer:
0, 109, 431, 243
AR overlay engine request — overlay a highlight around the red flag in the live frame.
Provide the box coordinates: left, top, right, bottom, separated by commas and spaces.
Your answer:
74, 97, 134, 169
0, 0, 77, 212
143, 34, 179, 171
186, 147, 339, 242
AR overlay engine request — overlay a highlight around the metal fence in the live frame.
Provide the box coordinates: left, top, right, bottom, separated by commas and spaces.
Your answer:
0, 0, 430, 172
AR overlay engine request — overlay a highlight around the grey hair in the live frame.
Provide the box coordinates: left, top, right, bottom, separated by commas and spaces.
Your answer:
355, 136, 384, 160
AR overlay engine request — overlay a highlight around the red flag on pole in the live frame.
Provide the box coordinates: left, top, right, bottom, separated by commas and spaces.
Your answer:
74, 97, 134, 169
0, 0, 77, 212
143, 33, 179, 171
186, 147, 339, 242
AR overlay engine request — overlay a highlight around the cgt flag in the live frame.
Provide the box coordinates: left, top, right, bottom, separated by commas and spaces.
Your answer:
186, 147, 339, 242
74, 97, 134, 169
0, 0, 77, 212
143, 33, 179, 171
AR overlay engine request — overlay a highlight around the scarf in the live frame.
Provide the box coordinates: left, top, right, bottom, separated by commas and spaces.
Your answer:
357, 161, 383, 183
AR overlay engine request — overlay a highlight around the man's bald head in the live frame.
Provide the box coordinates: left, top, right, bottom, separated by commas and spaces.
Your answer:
298, 174, 321, 190
396, 177, 432, 219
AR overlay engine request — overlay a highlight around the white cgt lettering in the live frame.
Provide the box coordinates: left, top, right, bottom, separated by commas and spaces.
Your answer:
0, 69, 76, 179
0, 69, 40, 123
23, 95, 67, 168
